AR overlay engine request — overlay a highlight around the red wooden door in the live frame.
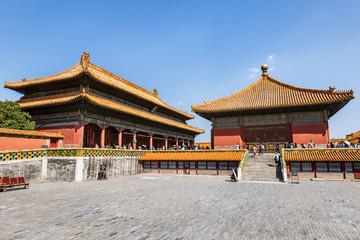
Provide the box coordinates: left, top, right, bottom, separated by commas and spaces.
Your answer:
277, 127, 287, 142
50, 139, 57, 148
184, 161, 190, 174
255, 128, 265, 142
265, 128, 276, 142
244, 128, 256, 142
354, 163, 360, 179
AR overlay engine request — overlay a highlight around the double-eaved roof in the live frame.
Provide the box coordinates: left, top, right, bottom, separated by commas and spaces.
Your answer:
192, 65, 354, 119
4, 52, 204, 135
5, 52, 194, 120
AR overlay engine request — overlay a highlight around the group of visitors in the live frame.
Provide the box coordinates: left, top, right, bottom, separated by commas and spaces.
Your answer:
169, 145, 210, 150
101, 143, 211, 150
284, 140, 313, 149
327, 141, 360, 148
249, 143, 265, 157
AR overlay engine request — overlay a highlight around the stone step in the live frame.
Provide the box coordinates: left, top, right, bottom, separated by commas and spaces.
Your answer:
243, 155, 282, 182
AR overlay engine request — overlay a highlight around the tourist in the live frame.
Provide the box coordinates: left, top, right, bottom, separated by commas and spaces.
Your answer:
276, 143, 280, 153
201, 145, 205, 150
235, 143, 240, 150
94, 143, 99, 148
259, 143, 264, 155
273, 153, 279, 166
253, 145, 257, 157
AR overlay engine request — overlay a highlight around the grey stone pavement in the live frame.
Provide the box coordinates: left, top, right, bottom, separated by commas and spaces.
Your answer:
1, 175, 359, 240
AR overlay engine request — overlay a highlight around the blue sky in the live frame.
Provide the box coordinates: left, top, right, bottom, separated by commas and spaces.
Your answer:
0, 0, 359, 142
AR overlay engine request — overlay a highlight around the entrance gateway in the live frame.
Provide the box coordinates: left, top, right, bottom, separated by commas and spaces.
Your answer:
192, 64, 354, 151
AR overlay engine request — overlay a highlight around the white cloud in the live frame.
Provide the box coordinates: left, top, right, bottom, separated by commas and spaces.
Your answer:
267, 54, 275, 62
248, 67, 260, 79
268, 67, 275, 72
248, 67, 260, 73
177, 101, 183, 105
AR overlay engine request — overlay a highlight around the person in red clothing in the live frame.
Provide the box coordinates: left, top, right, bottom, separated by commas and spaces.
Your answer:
201, 145, 205, 150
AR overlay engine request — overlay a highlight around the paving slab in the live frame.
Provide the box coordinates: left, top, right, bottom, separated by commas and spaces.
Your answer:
0, 174, 359, 239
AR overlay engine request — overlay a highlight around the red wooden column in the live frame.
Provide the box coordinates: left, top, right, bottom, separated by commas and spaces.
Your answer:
150, 133, 153, 150
100, 124, 105, 148
88, 123, 94, 147
78, 121, 85, 148
106, 127, 112, 147
118, 128, 122, 148
133, 130, 137, 150
165, 136, 168, 150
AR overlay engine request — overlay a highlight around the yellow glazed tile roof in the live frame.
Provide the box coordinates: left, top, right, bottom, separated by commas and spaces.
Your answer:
19, 90, 204, 134
4, 52, 194, 120
139, 150, 245, 161
282, 149, 360, 162
192, 75, 354, 113
0, 128, 63, 138
346, 130, 360, 142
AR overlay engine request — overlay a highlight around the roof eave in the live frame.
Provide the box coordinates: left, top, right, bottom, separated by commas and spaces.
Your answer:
193, 97, 354, 119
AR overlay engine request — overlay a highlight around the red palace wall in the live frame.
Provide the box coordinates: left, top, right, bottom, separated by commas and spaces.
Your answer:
291, 123, 329, 145
212, 122, 329, 149
0, 136, 48, 151
38, 124, 82, 147
212, 128, 244, 149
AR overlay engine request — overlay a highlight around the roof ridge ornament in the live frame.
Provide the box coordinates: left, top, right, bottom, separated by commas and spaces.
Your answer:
81, 51, 91, 72
261, 64, 268, 76
329, 86, 336, 93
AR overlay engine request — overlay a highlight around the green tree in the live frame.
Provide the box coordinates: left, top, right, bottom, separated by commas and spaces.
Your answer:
0, 100, 35, 130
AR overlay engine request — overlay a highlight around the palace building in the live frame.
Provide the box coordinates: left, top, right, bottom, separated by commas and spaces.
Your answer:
192, 65, 354, 151
5, 52, 204, 149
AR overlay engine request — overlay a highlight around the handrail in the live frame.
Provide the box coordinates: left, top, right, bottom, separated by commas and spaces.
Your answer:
280, 149, 287, 182
237, 150, 249, 181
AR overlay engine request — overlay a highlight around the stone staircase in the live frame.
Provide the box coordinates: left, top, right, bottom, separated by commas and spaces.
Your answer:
243, 154, 283, 182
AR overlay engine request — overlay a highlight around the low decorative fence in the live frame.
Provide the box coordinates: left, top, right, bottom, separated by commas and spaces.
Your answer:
0, 148, 148, 161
